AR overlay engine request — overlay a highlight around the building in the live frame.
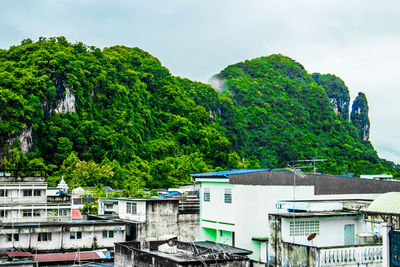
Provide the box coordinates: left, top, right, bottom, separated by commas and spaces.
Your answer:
0, 171, 127, 256
0, 219, 125, 252
0, 172, 71, 223
269, 199, 383, 266
98, 197, 200, 242
192, 169, 400, 264
114, 239, 251, 267
363, 192, 400, 266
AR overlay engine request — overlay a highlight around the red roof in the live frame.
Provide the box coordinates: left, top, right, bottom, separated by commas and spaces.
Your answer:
32, 251, 109, 262
6, 251, 32, 257
72, 208, 83, 220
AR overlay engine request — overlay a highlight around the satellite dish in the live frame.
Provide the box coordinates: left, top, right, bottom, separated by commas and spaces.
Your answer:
307, 233, 317, 241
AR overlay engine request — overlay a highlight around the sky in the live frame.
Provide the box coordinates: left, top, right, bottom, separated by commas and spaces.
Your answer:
1, 0, 400, 163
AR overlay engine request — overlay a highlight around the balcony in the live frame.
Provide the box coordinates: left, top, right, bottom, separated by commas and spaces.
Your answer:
319, 245, 382, 266
279, 242, 382, 267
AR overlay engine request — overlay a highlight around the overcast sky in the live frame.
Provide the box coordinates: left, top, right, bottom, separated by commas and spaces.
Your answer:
1, 0, 400, 163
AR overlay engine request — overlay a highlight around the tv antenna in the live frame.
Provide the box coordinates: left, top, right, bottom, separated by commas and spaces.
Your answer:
290, 158, 327, 173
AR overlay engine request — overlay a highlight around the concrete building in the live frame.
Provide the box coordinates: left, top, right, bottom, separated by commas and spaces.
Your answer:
0, 171, 127, 256
0, 173, 71, 223
98, 198, 200, 242
269, 199, 383, 266
0, 219, 125, 252
114, 239, 251, 267
192, 169, 400, 264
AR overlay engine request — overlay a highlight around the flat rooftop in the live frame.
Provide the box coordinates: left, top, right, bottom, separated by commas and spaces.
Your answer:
270, 211, 361, 218
0, 219, 125, 228
193, 169, 400, 195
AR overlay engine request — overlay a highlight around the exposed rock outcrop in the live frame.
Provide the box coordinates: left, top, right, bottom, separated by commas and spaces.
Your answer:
55, 87, 76, 113
350, 92, 370, 141
312, 73, 350, 121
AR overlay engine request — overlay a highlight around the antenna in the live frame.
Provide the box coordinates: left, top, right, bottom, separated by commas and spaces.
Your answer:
290, 158, 327, 173
287, 164, 306, 243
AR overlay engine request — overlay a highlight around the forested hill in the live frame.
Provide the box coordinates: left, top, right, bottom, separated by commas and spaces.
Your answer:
0, 37, 398, 193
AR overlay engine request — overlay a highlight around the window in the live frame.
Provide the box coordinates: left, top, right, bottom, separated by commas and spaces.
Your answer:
290, 220, 320, 237
0, 189, 7, 197
126, 202, 137, 214
70, 231, 82, 239
0, 210, 6, 217
23, 189, 32, 197
22, 210, 32, 217
224, 189, 232, 203
38, 233, 52, 241
6, 233, 19, 242
59, 209, 68, 216
102, 230, 114, 238
33, 210, 41, 217
203, 188, 210, 202
34, 189, 41, 196
105, 204, 113, 209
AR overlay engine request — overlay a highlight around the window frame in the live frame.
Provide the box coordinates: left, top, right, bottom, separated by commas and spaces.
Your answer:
0, 210, 6, 217
34, 189, 41, 196
224, 188, 232, 204
289, 220, 320, 237
23, 189, 32, 197
70, 231, 82, 240
102, 230, 114, 238
126, 202, 137, 214
22, 209, 32, 217
6, 233, 19, 242
33, 209, 41, 217
38, 232, 52, 241
203, 188, 210, 202
0, 189, 7, 197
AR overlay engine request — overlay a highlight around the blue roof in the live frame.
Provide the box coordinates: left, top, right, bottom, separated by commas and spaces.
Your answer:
191, 169, 270, 178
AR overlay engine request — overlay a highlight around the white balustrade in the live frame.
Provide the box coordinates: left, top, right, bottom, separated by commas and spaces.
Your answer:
319, 245, 382, 266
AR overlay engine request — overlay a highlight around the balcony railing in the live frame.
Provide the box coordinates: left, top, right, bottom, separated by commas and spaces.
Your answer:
319, 245, 382, 266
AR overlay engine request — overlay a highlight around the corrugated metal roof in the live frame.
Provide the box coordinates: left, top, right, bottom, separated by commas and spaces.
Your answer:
192, 241, 252, 255
6, 252, 32, 257
366, 192, 400, 214
191, 169, 270, 178
32, 250, 108, 262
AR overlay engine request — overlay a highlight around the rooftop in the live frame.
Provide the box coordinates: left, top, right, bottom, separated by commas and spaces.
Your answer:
115, 239, 249, 264
191, 169, 270, 178
270, 211, 361, 218
365, 192, 400, 215
193, 169, 400, 196
0, 219, 125, 228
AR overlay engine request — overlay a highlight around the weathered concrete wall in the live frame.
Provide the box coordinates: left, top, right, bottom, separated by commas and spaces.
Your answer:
137, 200, 199, 241
281, 242, 319, 267
114, 241, 250, 267
268, 214, 282, 266
177, 213, 200, 241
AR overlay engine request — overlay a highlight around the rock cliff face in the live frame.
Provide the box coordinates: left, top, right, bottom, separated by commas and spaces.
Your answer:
350, 92, 370, 141
312, 73, 350, 121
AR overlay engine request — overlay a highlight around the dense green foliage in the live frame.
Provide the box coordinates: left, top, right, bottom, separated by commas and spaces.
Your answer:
312, 73, 350, 121
213, 55, 399, 176
0, 38, 399, 191
0, 37, 245, 191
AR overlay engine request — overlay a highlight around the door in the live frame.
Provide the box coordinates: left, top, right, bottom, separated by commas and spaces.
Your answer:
344, 224, 355, 245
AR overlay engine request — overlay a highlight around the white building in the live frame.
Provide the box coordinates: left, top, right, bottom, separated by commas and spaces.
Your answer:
0, 174, 71, 223
0, 220, 125, 251
192, 169, 400, 264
